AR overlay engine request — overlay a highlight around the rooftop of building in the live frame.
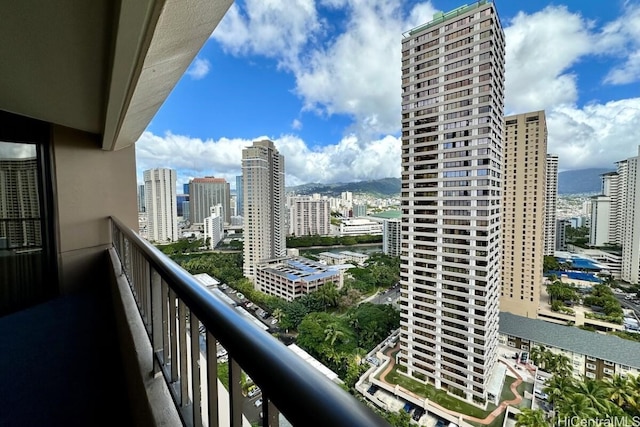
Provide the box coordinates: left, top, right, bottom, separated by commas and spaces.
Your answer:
404, 0, 492, 37
259, 256, 341, 283
499, 312, 640, 368
369, 210, 401, 219
191, 177, 227, 183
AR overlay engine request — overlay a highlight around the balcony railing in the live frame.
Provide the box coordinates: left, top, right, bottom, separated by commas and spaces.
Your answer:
110, 217, 390, 427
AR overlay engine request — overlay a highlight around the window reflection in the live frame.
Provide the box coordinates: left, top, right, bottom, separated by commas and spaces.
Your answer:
0, 141, 46, 315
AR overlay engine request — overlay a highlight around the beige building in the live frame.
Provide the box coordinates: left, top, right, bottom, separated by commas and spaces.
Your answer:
501, 111, 547, 318
242, 140, 286, 280
189, 176, 231, 225
399, 1, 505, 403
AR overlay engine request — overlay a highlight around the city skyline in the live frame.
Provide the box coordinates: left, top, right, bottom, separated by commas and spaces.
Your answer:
136, 0, 640, 189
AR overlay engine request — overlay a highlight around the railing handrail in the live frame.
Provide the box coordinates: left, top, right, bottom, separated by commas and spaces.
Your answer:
110, 216, 390, 427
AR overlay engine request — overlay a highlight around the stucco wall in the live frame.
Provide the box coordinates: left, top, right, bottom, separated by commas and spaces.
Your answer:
52, 124, 137, 293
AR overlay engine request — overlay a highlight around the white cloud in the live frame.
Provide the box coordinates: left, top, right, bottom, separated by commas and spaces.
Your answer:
602, 4, 640, 84
0, 141, 37, 159
136, 131, 247, 186
135, 131, 400, 187
212, 0, 436, 136
547, 98, 640, 170
503, 6, 595, 113
186, 58, 211, 80
199, 0, 640, 178
291, 119, 303, 130
211, 0, 321, 67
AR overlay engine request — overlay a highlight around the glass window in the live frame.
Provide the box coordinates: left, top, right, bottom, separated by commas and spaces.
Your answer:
0, 112, 56, 315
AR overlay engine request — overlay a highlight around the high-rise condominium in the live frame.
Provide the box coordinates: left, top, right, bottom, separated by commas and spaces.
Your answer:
399, 1, 505, 402
0, 155, 41, 248
591, 147, 640, 283
544, 154, 558, 255
501, 111, 547, 319
144, 168, 178, 243
189, 177, 230, 225
288, 196, 331, 237
242, 140, 286, 280
236, 175, 243, 217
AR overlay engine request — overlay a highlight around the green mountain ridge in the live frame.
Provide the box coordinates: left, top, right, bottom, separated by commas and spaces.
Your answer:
287, 177, 400, 197
285, 168, 612, 198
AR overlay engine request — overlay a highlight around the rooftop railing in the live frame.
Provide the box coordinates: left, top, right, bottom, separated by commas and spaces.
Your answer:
110, 216, 390, 427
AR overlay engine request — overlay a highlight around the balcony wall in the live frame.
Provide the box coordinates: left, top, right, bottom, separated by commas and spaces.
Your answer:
52, 124, 138, 294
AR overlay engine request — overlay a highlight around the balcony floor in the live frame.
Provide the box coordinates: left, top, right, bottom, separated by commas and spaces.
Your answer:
0, 287, 132, 426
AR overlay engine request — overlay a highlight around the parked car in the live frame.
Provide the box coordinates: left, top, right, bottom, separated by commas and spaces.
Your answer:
248, 386, 261, 398
254, 398, 263, 408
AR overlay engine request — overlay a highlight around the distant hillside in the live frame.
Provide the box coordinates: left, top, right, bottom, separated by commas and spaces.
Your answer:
558, 168, 614, 195
287, 169, 613, 197
287, 177, 400, 197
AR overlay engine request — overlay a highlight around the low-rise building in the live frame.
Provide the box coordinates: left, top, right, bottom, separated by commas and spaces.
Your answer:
499, 312, 640, 380
339, 218, 382, 237
256, 257, 342, 301
318, 251, 369, 266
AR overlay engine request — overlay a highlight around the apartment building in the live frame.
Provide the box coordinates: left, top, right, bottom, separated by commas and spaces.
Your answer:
189, 176, 231, 225
242, 140, 286, 280
144, 168, 178, 243
203, 205, 224, 250
590, 172, 621, 246
590, 147, 640, 283
501, 111, 547, 318
0, 155, 41, 250
339, 218, 383, 236
288, 196, 331, 236
236, 175, 244, 217
399, 0, 505, 402
499, 312, 640, 381
383, 219, 402, 257
621, 148, 640, 283
255, 257, 342, 301
544, 154, 559, 255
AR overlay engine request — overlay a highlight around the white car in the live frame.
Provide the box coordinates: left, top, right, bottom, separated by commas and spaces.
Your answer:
248, 387, 261, 398
254, 398, 263, 408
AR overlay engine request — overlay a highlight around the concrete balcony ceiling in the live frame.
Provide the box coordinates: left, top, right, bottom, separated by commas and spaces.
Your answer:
0, 0, 232, 151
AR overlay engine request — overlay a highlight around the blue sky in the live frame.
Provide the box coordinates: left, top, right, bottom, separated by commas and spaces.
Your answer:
137, 0, 640, 190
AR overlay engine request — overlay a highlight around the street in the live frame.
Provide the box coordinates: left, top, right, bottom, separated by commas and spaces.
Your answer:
371, 284, 401, 306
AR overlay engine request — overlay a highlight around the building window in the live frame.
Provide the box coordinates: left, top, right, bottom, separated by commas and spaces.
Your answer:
585, 372, 596, 379
0, 110, 57, 316
586, 363, 596, 370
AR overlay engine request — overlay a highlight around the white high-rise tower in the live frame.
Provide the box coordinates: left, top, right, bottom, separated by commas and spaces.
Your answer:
143, 168, 178, 243
399, 1, 505, 403
544, 154, 559, 255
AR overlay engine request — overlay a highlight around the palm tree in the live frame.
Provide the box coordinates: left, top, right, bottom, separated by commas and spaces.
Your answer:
324, 323, 345, 346
605, 374, 637, 410
553, 354, 572, 377
544, 375, 575, 406
515, 408, 549, 427
572, 379, 611, 415
555, 393, 600, 421
530, 345, 544, 368
272, 308, 284, 323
